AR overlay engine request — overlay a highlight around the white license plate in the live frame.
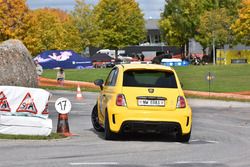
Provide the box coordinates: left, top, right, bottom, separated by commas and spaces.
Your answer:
138, 99, 165, 106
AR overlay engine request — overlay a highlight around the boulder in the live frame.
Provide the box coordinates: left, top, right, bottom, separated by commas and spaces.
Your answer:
0, 39, 38, 87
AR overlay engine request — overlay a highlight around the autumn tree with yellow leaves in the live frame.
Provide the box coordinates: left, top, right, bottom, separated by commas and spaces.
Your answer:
231, 0, 250, 45
22, 8, 82, 56
0, 0, 29, 41
0, 0, 82, 56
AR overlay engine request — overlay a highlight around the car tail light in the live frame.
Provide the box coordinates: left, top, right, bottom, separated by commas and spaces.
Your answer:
116, 94, 127, 106
176, 96, 186, 108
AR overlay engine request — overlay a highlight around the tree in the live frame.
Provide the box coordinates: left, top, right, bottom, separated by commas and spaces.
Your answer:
0, 0, 29, 41
93, 0, 146, 50
203, 0, 241, 14
22, 8, 82, 56
194, 0, 243, 53
159, 16, 182, 46
160, 0, 243, 59
231, 0, 250, 45
160, 0, 204, 47
195, 8, 233, 50
71, 0, 99, 49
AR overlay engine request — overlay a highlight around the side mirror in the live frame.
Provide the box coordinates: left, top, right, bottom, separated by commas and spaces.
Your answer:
180, 82, 184, 88
94, 79, 104, 90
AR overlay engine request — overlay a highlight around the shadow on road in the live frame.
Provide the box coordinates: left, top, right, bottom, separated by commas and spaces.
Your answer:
89, 128, 186, 143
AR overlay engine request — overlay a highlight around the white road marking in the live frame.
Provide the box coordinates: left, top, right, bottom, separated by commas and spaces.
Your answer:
190, 139, 219, 144
234, 125, 250, 129
174, 161, 218, 164
49, 101, 86, 105
69, 162, 119, 166
205, 140, 219, 144
73, 102, 86, 105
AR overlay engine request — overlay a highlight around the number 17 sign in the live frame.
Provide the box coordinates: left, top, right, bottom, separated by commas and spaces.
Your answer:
55, 97, 72, 114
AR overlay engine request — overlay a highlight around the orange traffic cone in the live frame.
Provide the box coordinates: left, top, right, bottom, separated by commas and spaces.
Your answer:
57, 113, 72, 137
76, 84, 83, 99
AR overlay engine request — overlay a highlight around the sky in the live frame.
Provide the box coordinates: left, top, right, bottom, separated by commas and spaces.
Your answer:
26, 0, 166, 19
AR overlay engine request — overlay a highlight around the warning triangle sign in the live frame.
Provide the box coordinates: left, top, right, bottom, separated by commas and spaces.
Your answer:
42, 102, 49, 115
0, 91, 11, 112
16, 93, 38, 114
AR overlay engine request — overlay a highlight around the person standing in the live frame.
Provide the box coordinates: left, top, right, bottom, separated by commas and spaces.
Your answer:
140, 53, 145, 61
165, 50, 172, 59
57, 68, 65, 86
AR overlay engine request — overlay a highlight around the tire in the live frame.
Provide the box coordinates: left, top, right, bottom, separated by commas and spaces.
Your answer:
104, 111, 117, 140
91, 105, 104, 132
177, 129, 191, 143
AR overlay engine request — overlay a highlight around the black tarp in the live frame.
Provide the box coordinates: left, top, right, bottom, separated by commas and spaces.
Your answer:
90, 53, 113, 62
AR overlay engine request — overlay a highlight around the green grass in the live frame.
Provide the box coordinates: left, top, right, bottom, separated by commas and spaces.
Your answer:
173, 64, 250, 92
0, 133, 65, 140
42, 64, 250, 93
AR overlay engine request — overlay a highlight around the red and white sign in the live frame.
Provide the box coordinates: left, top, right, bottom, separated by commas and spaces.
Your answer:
0, 91, 11, 112
16, 93, 38, 114
0, 86, 51, 118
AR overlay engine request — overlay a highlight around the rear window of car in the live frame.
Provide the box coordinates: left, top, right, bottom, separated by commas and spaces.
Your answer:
123, 69, 177, 88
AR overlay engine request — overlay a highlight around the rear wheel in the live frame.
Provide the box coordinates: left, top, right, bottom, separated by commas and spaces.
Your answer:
91, 105, 104, 132
177, 129, 191, 143
104, 111, 117, 140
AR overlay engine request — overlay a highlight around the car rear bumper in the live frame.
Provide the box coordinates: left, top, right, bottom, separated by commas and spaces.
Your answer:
107, 107, 192, 134
120, 121, 181, 134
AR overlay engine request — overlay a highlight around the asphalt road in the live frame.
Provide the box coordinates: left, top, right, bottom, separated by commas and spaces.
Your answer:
1, 90, 250, 167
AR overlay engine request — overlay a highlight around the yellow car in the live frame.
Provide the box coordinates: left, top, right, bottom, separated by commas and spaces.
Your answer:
91, 64, 192, 142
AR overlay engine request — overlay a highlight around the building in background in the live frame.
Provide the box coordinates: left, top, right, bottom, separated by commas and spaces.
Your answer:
188, 38, 206, 55
217, 45, 250, 65
144, 19, 163, 46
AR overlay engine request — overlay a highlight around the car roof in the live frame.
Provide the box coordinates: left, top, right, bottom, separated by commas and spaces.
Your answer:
116, 64, 174, 71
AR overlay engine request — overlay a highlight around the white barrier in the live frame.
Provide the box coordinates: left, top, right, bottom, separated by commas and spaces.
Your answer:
161, 58, 189, 66
161, 58, 182, 63
0, 86, 52, 136
0, 115, 52, 136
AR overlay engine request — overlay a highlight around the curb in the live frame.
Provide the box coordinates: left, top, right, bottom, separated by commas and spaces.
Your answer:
38, 77, 98, 89
39, 77, 250, 101
184, 90, 250, 101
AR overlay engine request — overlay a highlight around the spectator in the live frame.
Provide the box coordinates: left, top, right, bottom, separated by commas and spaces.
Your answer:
136, 54, 141, 61
140, 53, 145, 61
152, 52, 165, 64
164, 50, 172, 59
34, 60, 43, 76
57, 68, 65, 86
152, 55, 164, 64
